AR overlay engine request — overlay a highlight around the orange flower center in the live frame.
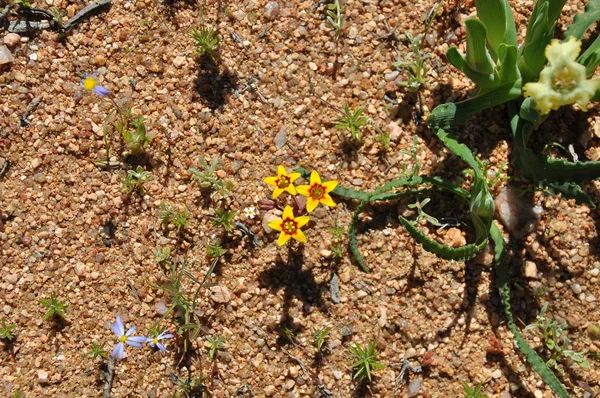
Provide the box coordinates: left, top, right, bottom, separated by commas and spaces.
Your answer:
282, 218, 297, 235
277, 175, 290, 189
309, 184, 324, 200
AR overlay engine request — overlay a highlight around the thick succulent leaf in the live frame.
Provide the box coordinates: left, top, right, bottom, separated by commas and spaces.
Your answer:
446, 47, 496, 88
465, 19, 496, 74
349, 202, 368, 272
490, 223, 570, 398
475, 0, 517, 58
511, 116, 600, 186
519, 1, 556, 82
564, 0, 599, 39
496, 44, 520, 83
398, 216, 485, 261
578, 35, 600, 77
427, 81, 522, 131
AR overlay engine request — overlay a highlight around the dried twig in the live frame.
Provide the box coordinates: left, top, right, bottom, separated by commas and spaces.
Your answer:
102, 355, 115, 398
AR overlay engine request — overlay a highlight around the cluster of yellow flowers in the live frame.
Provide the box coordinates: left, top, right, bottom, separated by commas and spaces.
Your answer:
263, 166, 338, 246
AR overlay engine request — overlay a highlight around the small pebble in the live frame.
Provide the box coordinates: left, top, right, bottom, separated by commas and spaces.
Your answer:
407, 377, 422, 397
571, 284, 582, 294
0, 45, 15, 65
264, 1, 279, 20
3, 33, 21, 47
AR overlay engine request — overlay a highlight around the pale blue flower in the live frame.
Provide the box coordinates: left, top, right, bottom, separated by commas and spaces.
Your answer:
82, 74, 111, 97
146, 330, 174, 352
110, 316, 146, 360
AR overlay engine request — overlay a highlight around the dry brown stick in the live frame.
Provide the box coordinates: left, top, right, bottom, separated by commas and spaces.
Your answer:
103, 355, 115, 398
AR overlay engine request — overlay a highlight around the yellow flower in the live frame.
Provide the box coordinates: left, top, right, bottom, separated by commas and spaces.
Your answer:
268, 205, 310, 246
296, 170, 338, 213
523, 37, 600, 115
81, 74, 111, 97
264, 165, 301, 198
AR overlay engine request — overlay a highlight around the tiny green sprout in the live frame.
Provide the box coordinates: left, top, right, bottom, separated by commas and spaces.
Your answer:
212, 209, 236, 233
123, 115, 152, 155
158, 202, 191, 232
0, 320, 16, 340
10, 0, 32, 8
206, 334, 225, 361
11, 390, 24, 398
334, 103, 368, 142
463, 383, 488, 398
175, 375, 205, 396
190, 156, 233, 198
117, 166, 152, 195
87, 342, 107, 361
407, 197, 439, 226
349, 341, 385, 382
376, 129, 391, 150
49, 6, 64, 25
395, 32, 432, 92
190, 25, 220, 60
399, 135, 422, 178
313, 327, 330, 352
171, 207, 192, 232
154, 246, 171, 265
326, 0, 344, 40
327, 217, 345, 259
205, 238, 227, 258
525, 303, 590, 372
39, 295, 68, 321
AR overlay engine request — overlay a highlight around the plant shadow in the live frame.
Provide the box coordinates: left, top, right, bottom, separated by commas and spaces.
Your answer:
192, 53, 238, 111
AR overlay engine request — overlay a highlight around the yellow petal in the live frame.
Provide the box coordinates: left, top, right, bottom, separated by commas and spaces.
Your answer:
278, 232, 292, 246
309, 170, 321, 185
320, 194, 336, 207
268, 219, 283, 232
296, 185, 310, 197
264, 176, 278, 187
305, 197, 318, 213
282, 205, 294, 220
292, 229, 307, 243
322, 180, 338, 193
288, 172, 301, 183
296, 216, 310, 228
277, 165, 287, 176
271, 187, 284, 199
284, 185, 297, 195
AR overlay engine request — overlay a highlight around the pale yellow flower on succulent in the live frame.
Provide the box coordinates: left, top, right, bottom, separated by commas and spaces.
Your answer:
523, 37, 600, 115
296, 170, 338, 213
267, 205, 310, 246
263, 165, 301, 199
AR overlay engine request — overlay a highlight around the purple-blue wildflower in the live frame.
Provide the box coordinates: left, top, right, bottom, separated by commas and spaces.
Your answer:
82, 74, 111, 97
146, 330, 174, 352
110, 316, 146, 360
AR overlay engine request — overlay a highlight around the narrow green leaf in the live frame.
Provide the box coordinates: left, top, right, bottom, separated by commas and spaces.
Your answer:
578, 35, 600, 77
496, 44, 520, 83
465, 19, 495, 74
447, 47, 496, 88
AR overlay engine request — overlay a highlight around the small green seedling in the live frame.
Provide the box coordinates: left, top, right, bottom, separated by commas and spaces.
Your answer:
0, 320, 16, 340
313, 327, 330, 352
49, 6, 64, 25
39, 295, 68, 321
158, 202, 192, 232
206, 335, 225, 361
349, 341, 385, 382
326, 0, 344, 40
117, 166, 152, 195
328, 216, 345, 259
395, 32, 432, 92
190, 156, 233, 199
175, 375, 205, 397
154, 246, 171, 265
334, 103, 368, 142
399, 135, 422, 178
407, 197, 439, 226
463, 383, 488, 398
10, 0, 32, 8
525, 303, 590, 372
123, 115, 152, 155
87, 342, 107, 361
212, 209, 236, 233
205, 238, 227, 258
190, 25, 220, 60
376, 129, 391, 150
